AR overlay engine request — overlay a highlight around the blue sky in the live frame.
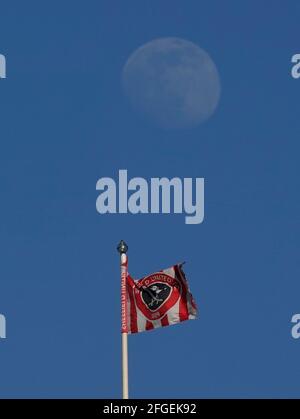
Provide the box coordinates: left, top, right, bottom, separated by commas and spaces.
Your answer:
0, 0, 300, 398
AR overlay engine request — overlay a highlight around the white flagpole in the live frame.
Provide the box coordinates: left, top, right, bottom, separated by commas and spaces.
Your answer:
117, 240, 129, 399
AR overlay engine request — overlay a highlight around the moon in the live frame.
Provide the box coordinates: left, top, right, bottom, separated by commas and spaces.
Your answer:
122, 37, 221, 130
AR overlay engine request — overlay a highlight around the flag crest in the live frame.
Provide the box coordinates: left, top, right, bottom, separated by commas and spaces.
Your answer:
126, 264, 197, 333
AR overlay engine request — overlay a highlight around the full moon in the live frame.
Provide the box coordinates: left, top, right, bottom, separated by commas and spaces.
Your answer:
122, 37, 221, 129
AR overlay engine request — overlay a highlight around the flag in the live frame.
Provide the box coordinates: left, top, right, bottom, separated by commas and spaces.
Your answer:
126, 264, 197, 333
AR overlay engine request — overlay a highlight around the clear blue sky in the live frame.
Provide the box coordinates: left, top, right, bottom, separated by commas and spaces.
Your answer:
0, 0, 300, 398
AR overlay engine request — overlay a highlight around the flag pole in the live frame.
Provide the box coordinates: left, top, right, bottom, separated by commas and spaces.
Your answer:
117, 240, 129, 399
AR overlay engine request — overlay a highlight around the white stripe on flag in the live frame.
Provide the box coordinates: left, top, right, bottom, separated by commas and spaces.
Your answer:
137, 310, 147, 332
166, 299, 180, 325
152, 319, 162, 329
162, 266, 175, 277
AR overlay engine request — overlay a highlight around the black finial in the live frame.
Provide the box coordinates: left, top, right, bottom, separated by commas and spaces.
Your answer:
117, 240, 128, 254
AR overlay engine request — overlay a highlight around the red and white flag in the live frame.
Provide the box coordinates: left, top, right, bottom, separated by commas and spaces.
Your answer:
126, 264, 197, 333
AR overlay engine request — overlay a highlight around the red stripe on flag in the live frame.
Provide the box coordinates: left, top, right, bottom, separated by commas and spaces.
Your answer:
161, 315, 169, 327
127, 275, 138, 333
146, 321, 154, 330
175, 265, 189, 322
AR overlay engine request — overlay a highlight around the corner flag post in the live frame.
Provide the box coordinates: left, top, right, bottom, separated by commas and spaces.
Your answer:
117, 240, 129, 399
